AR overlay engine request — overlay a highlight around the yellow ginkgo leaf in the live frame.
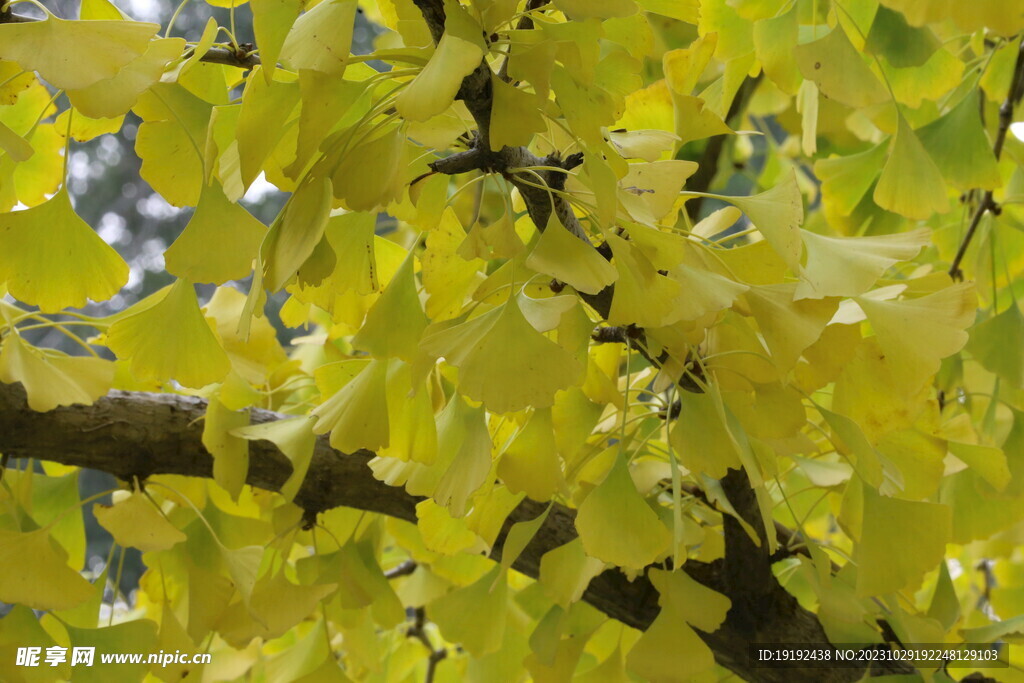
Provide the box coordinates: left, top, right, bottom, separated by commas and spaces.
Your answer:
232, 416, 317, 501
325, 211, 379, 295
93, 493, 187, 552
625, 569, 724, 681
420, 295, 584, 414
855, 281, 975, 389
667, 262, 749, 321
538, 537, 605, 608
794, 25, 889, 108
753, 6, 800, 93
795, 228, 930, 300
607, 233, 684, 328
106, 278, 231, 388
330, 123, 405, 211
0, 334, 114, 412
489, 76, 546, 150
236, 69, 300, 191
873, 115, 950, 219
433, 397, 492, 516
744, 283, 838, 372
380, 361, 437, 464
525, 214, 617, 295
0, 120, 33, 161
202, 398, 250, 500
67, 38, 185, 120
663, 33, 717, 97
251, 0, 302, 83
497, 408, 566, 502
0, 188, 128, 312
855, 483, 951, 596
263, 175, 332, 291
55, 108, 123, 142
814, 143, 887, 217
279, 0, 357, 76
669, 389, 743, 479
422, 208, 485, 319
575, 452, 671, 574
164, 181, 266, 285
352, 251, 429, 362
0, 16, 158, 90
619, 159, 698, 224
395, 2, 484, 122
0, 529, 94, 611
311, 358, 390, 453
726, 171, 804, 272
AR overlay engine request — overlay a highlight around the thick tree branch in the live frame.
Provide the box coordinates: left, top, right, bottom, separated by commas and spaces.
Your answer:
1, 381, 905, 682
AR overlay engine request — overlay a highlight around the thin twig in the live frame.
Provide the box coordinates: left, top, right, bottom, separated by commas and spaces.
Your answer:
949, 36, 1024, 281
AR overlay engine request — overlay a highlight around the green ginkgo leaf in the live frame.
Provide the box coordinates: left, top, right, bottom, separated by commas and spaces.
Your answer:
395, 1, 485, 122
917, 92, 1002, 191
0, 15, 159, 90
106, 278, 231, 388
428, 566, 507, 656
498, 408, 566, 501
263, 175, 332, 291
420, 294, 584, 414
164, 181, 266, 285
873, 115, 950, 220
814, 143, 887, 218
795, 25, 889, 108
575, 453, 671, 573
0, 333, 114, 412
0, 188, 128, 312
966, 304, 1024, 388
251, 0, 302, 83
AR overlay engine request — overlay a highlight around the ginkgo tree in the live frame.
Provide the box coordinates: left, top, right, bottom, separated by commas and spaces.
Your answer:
1, 0, 1023, 681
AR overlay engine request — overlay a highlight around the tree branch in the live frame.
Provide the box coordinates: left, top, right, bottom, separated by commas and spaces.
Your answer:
0, 380, 905, 682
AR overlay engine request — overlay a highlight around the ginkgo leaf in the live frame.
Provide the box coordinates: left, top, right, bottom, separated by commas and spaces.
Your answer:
0, 16, 158, 90
312, 359, 390, 453
967, 304, 1024, 388
489, 76, 546, 150
667, 262, 749, 320
619, 159, 697, 224
164, 181, 266, 285
422, 208, 484, 319
795, 229, 930, 299
725, 171, 804, 272
0, 334, 114, 412
380, 361, 437, 464
625, 569, 724, 681
251, 0, 302, 83
525, 215, 617, 295
233, 416, 317, 500
855, 484, 951, 596
352, 252, 429, 362
498, 408, 566, 501
917, 92, 1002, 191
202, 398, 250, 500
93, 493, 187, 552
855, 282, 975, 389
236, 70, 300, 191
324, 211, 379, 295
663, 33, 717, 98
263, 175, 332, 291
330, 123, 406, 211
873, 115, 950, 219
433, 396, 491, 516
0, 529, 94, 610
949, 441, 1010, 492
743, 283, 838, 372
396, 1, 485, 122
55, 108, 123, 142
753, 5, 800, 93
106, 278, 231, 388
575, 452, 671, 573
794, 25, 889, 108
421, 295, 584, 414
814, 143, 887, 218
0, 120, 33, 161
669, 388, 743, 479
428, 566, 507, 656
279, 0, 357, 76
67, 38, 186, 120
606, 233, 684, 328
538, 537, 605, 608
0, 188, 128, 312
221, 545, 265, 607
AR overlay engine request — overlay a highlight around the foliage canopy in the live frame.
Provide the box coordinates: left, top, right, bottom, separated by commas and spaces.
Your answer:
1, 0, 1024, 681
